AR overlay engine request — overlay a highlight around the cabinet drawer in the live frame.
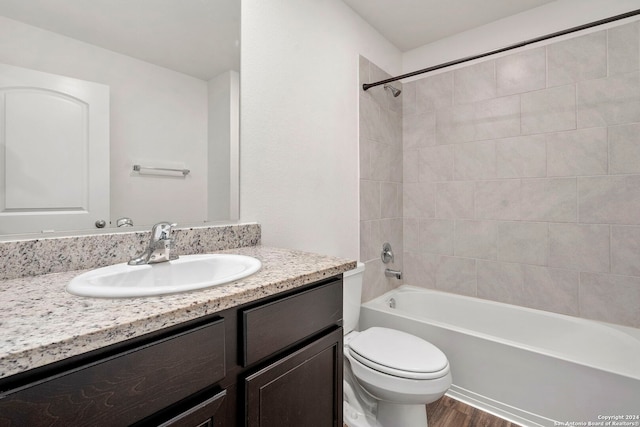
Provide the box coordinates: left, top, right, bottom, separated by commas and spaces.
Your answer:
0, 318, 226, 427
242, 278, 342, 366
154, 388, 227, 427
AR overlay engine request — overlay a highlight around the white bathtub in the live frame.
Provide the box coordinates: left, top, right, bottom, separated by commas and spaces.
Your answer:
359, 285, 640, 427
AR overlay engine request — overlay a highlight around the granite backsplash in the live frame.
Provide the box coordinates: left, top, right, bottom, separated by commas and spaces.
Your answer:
0, 223, 261, 281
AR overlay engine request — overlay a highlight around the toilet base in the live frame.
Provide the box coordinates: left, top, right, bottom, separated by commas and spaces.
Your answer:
344, 401, 381, 427
377, 401, 428, 427
343, 376, 380, 427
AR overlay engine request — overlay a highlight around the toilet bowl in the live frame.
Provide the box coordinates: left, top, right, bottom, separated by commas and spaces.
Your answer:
343, 263, 451, 427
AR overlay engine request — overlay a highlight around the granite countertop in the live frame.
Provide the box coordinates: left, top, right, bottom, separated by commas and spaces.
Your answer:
0, 246, 356, 379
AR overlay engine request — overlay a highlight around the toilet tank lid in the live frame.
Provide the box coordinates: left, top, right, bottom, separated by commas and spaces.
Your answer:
343, 262, 365, 278
348, 327, 448, 375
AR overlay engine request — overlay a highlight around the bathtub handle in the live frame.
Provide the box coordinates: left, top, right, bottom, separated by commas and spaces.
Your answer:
381, 242, 394, 264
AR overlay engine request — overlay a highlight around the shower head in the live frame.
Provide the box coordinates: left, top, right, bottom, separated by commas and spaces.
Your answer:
384, 83, 401, 97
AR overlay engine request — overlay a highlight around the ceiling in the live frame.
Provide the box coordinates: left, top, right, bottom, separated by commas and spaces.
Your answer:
0, 0, 240, 81
0, 0, 556, 79
343, 0, 556, 51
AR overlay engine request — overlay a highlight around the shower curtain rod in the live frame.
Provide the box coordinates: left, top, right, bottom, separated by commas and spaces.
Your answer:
362, 8, 640, 91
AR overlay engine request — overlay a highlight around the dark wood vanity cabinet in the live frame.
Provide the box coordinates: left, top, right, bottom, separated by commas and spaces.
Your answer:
134, 388, 228, 427
0, 276, 343, 427
240, 278, 343, 427
245, 328, 343, 427
0, 319, 227, 427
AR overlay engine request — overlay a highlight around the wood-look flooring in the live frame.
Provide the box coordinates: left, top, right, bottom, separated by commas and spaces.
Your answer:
426, 396, 519, 427
344, 395, 519, 427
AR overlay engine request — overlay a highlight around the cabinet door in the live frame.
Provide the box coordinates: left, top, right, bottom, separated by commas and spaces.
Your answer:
245, 328, 343, 427
156, 389, 227, 427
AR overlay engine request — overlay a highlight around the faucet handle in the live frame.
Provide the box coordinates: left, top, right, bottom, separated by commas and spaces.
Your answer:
381, 242, 394, 264
151, 222, 177, 241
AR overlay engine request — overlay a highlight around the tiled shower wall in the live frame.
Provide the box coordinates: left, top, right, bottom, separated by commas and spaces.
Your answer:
359, 56, 403, 302
400, 19, 640, 328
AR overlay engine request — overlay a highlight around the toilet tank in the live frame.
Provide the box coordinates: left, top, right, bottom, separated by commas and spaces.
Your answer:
343, 262, 365, 334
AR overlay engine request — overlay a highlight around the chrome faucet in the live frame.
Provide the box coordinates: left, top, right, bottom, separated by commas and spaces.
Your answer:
128, 222, 178, 265
385, 269, 402, 280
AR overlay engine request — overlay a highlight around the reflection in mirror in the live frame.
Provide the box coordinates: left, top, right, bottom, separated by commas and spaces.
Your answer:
0, 0, 240, 237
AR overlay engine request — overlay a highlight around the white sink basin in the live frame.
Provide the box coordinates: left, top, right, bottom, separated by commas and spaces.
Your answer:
67, 254, 261, 298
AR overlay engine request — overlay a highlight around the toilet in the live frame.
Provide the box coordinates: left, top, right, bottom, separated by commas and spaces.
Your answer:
343, 263, 451, 427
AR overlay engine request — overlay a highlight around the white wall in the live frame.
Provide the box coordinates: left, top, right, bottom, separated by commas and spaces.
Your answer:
240, 0, 401, 259
403, 0, 640, 77
207, 70, 239, 221
0, 15, 208, 228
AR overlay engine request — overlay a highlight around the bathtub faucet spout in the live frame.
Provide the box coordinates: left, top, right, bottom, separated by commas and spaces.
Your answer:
385, 269, 402, 280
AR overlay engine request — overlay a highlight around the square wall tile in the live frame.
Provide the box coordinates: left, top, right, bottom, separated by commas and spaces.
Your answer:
475, 180, 520, 220
380, 182, 401, 219
522, 84, 576, 135
360, 220, 380, 262
436, 103, 475, 145
522, 265, 579, 316
404, 218, 419, 252
454, 60, 496, 104
609, 123, 640, 174
436, 181, 475, 219
496, 47, 546, 96
454, 141, 496, 180
369, 140, 394, 182
360, 94, 380, 141
454, 220, 498, 260
360, 180, 380, 221
611, 225, 640, 277
435, 255, 477, 296
373, 140, 403, 183
403, 149, 419, 183
379, 108, 402, 146
362, 259, 396, 302
379, 218, 403, 257
496, 135, 546, 178
608, 22, 640, 76
498, 221, 548, 266
416, 71, 453, 113
404, 182, 436, 219
402, 80, 417, 116
577, 71, 640, 128
547, 31, 607, 86
419, 146, 454, 182
580, 272, 640, 328
402, 251, 437, 288
359, 137, 373, 180
404, 111, 436, 150
381, 26, 640, 326
474, 95, 521, 141
419, 219, 454, 255
360, 220, 371, 261
548, 223, 610, 272
521, 178, 577, 222
546, 127, 608, 176
477, 260, 524, 305
579, 175, 640, 224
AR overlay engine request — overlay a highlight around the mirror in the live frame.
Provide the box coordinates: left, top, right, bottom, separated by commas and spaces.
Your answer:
0, 0, 240, 237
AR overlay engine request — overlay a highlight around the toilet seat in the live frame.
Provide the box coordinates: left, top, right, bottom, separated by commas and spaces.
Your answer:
347, 327, 449, 380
